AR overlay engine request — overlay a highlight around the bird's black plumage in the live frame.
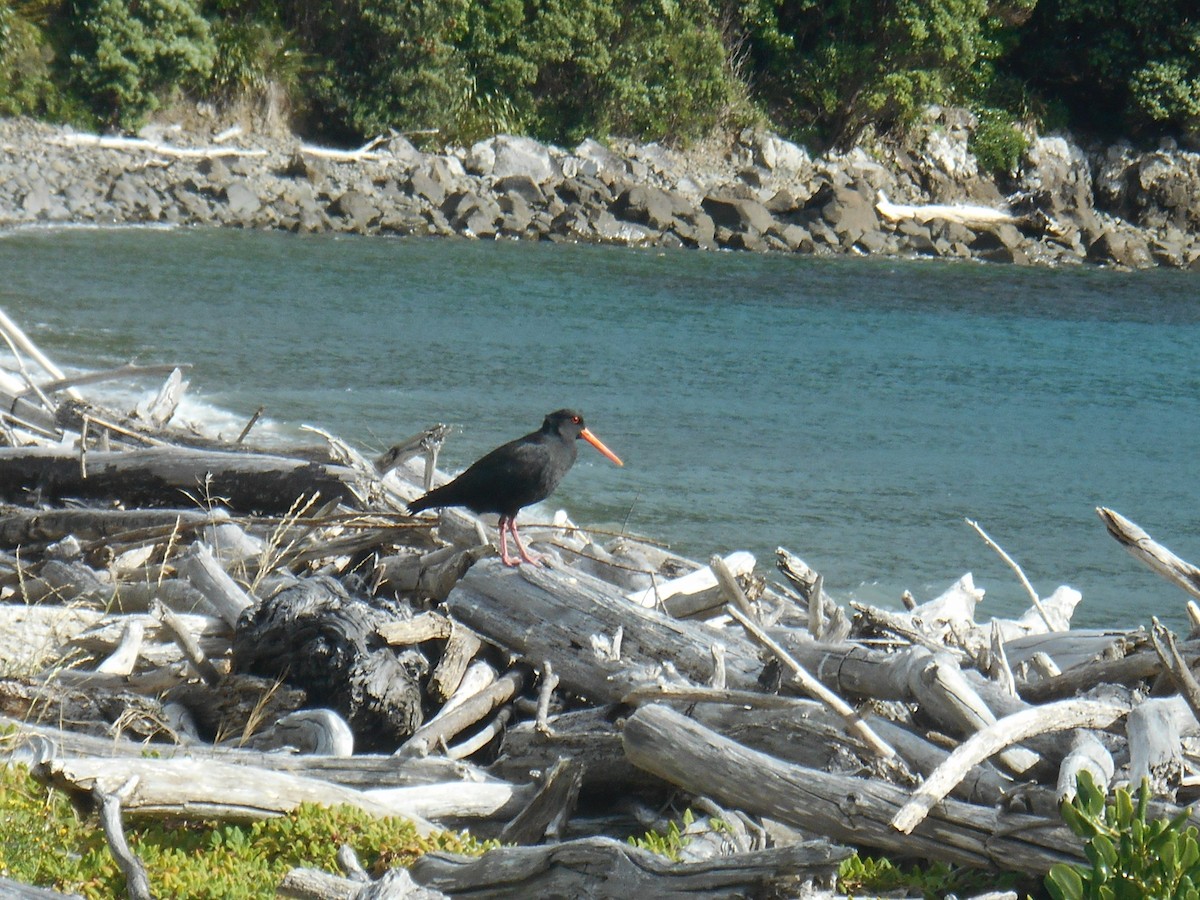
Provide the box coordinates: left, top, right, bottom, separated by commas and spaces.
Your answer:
408, 409, 622, 566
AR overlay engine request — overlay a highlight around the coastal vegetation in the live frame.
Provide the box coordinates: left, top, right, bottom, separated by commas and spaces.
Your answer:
1, 0, 1197, 157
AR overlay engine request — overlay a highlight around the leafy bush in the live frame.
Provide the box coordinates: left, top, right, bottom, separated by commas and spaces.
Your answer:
0, 2, 65, 117
838, 853, 1017, 899
731, 0, 997, 148
1047, 771, 1200, 900
970, 108, 1029, 176
66, 0, 218, 129
1005, 0, 1200, 140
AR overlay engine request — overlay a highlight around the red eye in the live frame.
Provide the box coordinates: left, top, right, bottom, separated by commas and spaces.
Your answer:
572, 415, 581, 424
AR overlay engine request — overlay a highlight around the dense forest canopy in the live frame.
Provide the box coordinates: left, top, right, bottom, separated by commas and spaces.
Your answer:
1, 0, 1197, 164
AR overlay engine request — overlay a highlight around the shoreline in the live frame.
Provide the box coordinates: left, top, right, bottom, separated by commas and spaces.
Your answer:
1, 114, 1197, 271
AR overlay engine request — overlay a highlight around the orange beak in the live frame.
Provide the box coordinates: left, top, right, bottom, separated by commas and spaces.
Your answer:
580, 427, 624, 467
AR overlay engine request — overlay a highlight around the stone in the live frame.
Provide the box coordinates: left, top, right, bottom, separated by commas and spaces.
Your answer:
613, 185, 688, 231
1087, 230, 1156, 268
494, 174, 546, 206
225, 181, 263, 220
818, 184, 879, 245
406, 170, 446, 207
701, 195, 776, 235
491, 135, 560, 184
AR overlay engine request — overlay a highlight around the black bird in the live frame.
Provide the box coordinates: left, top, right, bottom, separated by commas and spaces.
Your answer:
407, 409, 624, 566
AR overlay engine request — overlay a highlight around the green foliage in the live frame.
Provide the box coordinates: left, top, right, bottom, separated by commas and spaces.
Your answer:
730, 0, 995, 148
1046, 771, 1200, 900
1005, 0, 1200, 139
970, 108, 1029, 176
0, 0, 77, 118
284, 0, 473, 145
0, 763, 494, 898
65, 0, 218, 128
627, 807, 696, 861
838, 852, 1016, 899
3, 0, 1199, 149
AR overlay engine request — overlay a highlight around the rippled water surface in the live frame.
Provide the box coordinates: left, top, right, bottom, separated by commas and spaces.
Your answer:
6, 226, 1199, 627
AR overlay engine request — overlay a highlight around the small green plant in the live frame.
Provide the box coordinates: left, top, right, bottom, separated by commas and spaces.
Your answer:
838, 852, 1015, 899
627, 808, 696, 861
1047, 771, 1200, 900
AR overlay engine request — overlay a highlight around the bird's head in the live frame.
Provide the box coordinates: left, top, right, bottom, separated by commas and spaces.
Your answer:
544, 409, 623, 466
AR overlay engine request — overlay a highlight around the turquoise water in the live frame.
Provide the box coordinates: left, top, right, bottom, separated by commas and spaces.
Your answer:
5, 226, 1199, 628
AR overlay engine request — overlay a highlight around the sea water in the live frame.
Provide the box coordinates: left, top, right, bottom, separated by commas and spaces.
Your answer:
4, 226, 1198, 628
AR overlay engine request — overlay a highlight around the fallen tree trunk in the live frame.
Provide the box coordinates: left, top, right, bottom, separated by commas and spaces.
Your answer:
0, 446, 358, 514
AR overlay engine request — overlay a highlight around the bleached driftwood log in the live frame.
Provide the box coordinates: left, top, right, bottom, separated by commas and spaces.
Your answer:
1127, 695, 1200, 786
409, 835, 850, 900
1098, 506, 1200, 602
875, 191, 1020, 226
36, 756, 439, 833
51, 131, 269, 159
625, 551, 754, 611
0, 507, 219, 547
446, 560, 765, 703
622, 704, 1083, 875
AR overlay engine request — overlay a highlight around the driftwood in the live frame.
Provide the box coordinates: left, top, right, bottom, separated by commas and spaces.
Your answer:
1098, 506, 1200, 602
232, 577, 424, 750
446, 561, 764, 703
0, 446, 357, 513
622, 704, 1081, 875
9, 308, 1200, 898
36, 755, 439, 833
409, 835, 849, 899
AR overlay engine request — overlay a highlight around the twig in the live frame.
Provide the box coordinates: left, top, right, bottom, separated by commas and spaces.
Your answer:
1150, 617, 1200, 727
725, 604, 896, 760
535, 660, 558, 736
965, 518, 1055, 631
153, 600, 222, 686
95, 776, 153, 900
235, 406, 265, 444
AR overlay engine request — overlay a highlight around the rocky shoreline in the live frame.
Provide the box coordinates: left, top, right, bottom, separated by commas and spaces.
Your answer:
1, 112, 1198, 270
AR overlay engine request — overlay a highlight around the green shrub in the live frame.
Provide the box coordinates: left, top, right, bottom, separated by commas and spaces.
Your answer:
66, 0, 218, 129
0, 2, 63, 117
838, 853, 1017, 899
1047, 771, 1200, 900
970, 108, 1029, 176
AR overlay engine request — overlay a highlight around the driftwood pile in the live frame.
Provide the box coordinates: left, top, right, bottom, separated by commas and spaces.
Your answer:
3, 307, 1200, 899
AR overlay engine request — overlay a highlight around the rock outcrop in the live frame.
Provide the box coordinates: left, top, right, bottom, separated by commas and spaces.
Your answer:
1, 114, 1197, 270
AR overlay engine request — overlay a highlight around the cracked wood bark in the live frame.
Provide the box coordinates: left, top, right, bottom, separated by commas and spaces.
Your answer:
445, 559, 765, 704
233, 577, 423, 751
622, 704, 1083, 876
0, 446, 358, 513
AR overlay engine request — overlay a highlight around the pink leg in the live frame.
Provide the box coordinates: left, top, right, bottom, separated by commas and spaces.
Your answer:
507, 517, 543, 566
497, 515, 519, 566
